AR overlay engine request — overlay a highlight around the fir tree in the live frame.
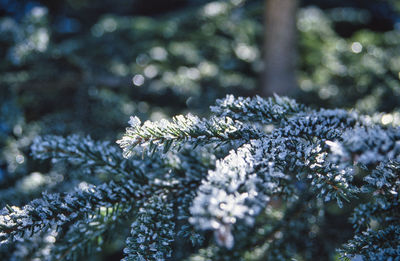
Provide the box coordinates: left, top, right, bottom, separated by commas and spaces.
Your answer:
1, 95, 399, 260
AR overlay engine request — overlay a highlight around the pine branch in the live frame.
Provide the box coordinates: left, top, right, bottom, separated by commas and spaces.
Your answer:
0, 179, 149, 245
117, 114, 262, 158
211, 94, 304, 125
52, 207, 131, 261
281, 108, 360, 140
123, 194, 175, 261
2, 94, 400, 260
31, 135, 149, 182
328, 126, 400, 167
339, 225, 400, 260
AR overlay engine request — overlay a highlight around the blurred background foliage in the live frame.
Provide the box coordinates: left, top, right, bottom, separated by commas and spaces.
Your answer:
0, 0, 400, 260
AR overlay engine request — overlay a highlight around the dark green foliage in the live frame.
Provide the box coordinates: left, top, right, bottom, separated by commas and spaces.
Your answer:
1, 1, 400, 260
1, 95, 399, 260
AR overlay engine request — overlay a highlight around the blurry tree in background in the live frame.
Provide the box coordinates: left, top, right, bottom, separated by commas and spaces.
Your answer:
297, 6, 400, 113
0, 0, 400, 260
263, 0, 298, 96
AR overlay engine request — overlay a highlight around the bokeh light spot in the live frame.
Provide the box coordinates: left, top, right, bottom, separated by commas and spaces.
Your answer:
351, 42, 362, 53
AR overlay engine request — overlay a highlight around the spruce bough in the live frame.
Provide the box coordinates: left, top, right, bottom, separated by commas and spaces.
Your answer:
1, 95, 399, 260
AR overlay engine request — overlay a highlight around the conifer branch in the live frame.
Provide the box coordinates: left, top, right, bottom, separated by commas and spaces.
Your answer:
116, 114, 262, 158
211, 94, 304, 124
0, 179, 149, 245
31, 135, 149, 182
2, 94, 399, 260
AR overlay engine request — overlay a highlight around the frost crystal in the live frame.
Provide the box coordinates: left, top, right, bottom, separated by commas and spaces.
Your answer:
128, 116, 141, 128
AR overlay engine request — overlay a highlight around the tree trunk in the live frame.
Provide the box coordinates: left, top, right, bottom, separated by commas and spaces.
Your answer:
262, 0, 298, 97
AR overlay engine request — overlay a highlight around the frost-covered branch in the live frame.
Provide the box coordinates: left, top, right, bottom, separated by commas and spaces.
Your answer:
0, 179, 149, 245
31, 135, 148, 182
2, 94, 399, 260
211, 94, 304, 124
123, 195, 175, 261
329, 126, 400, 167
117, 114, 262, 158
